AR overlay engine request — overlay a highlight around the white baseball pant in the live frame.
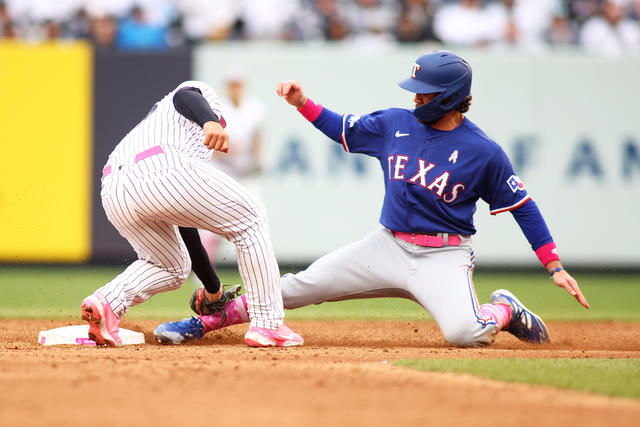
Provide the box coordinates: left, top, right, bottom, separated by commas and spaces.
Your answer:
280, 228, 498, 346
96, 147, 284, 329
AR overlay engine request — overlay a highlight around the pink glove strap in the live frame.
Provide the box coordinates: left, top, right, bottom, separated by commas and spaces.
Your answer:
297, 98, 323, 122
535, 242, 560, 267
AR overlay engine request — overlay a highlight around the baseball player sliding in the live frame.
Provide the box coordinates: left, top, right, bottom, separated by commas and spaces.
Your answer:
155, 51, 589, 347
81, 81, 303, 347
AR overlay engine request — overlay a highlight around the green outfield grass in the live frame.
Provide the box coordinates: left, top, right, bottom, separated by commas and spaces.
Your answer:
0, 266, 638, 321
394, 358, 640, 400
3, 266, 636, 402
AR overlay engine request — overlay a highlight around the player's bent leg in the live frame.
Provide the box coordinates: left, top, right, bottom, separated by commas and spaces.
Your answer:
85, 186, 193, 343
83, 255, 191, 345
181, 162, 286, 327
281, 228, 411, 309
92, 252, 191, 319
98, 177, 193, 318
89, 214, 192, 320
177, 162, 302, 346
232, 222, 284, 329
408, 245, 498, 347
439, 319, 498, 347
232, 226, 304, 347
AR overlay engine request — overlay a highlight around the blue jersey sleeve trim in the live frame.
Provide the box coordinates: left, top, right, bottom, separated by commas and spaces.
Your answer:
489, 194, 531, 215
510, 198, 554, 251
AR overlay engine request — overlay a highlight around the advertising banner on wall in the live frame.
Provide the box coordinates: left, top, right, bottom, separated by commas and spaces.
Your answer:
0, 42, 92, 262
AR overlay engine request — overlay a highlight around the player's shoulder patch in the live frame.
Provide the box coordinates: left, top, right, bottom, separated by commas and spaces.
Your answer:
506, 175, 526, 192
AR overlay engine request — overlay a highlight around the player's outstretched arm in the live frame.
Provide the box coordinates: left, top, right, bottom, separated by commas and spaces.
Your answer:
547, 261, 590, 308
276, 80, 307, 108
510, 199, 589, 309
275, 81, 343, 143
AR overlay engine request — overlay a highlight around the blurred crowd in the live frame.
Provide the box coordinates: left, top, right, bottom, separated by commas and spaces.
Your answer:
1, 0, 639, 56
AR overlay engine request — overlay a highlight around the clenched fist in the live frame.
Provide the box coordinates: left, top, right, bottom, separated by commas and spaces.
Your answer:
203, 120, 229, 153
276, 80, 307, 109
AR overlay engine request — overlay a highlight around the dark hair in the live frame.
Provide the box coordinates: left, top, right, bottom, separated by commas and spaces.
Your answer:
455, 95, 472, 113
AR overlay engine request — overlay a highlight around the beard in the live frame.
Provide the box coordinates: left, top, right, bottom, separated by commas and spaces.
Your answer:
417, 116, 443, 126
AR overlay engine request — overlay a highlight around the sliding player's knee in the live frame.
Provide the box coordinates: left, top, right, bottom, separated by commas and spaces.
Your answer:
441, 321, 496, 347
281, 273, 306, 310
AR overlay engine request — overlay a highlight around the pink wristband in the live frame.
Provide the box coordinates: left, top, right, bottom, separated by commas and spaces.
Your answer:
535, 242, 560, 267
297, 98, 323, 122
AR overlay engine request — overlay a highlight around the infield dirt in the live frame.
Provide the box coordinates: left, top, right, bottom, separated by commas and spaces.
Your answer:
1, 319, 639, 427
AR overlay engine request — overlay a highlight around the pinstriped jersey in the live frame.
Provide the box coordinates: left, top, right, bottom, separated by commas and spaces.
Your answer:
107, 81, 225, 164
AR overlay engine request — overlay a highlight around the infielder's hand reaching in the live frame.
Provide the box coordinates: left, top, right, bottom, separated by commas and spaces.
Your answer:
277, 80, 307, 109
549, 262, 590, 308
203, 121, 229, 153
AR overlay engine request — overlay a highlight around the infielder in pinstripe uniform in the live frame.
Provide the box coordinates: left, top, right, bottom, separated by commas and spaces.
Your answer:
81, 81, 303, 347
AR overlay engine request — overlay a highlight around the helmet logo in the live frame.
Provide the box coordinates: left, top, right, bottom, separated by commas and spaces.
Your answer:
411, 63, 421, 79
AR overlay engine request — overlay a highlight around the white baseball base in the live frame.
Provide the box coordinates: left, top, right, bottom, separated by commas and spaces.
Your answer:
38, 325, 145, 346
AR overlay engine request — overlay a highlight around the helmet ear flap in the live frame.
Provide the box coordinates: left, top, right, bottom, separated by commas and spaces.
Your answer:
413, 92, 446, 122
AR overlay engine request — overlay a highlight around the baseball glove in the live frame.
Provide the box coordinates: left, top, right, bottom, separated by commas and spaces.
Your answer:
190, 284, 242, 316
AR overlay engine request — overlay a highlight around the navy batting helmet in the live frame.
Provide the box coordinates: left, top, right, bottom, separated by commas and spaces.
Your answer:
398, 51, 472, 123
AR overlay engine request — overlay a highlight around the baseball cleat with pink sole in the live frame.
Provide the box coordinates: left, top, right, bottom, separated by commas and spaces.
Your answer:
491, 289, 550, 344
81, 293, 122, 346
244, 325, 303, 347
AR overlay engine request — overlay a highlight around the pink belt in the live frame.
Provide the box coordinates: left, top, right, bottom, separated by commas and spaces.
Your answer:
391, 230, 462, 248
102, 145, 165, 179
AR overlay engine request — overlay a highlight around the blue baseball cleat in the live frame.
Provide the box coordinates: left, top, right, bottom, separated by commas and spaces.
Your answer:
491, 289, 550, 344
154, 316, 205, 345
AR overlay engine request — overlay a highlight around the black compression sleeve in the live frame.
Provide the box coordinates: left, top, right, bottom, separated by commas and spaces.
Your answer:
172, 87, 220, 128
178, 227, 221, 294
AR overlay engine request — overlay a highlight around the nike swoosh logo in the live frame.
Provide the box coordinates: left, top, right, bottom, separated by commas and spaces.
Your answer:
395, 131, 410, 137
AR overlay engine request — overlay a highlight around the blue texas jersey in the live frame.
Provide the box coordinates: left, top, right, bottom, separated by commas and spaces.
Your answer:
339, 108, 529, 235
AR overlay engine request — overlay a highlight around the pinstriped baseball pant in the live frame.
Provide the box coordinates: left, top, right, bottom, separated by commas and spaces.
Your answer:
97, 153, 284, 329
